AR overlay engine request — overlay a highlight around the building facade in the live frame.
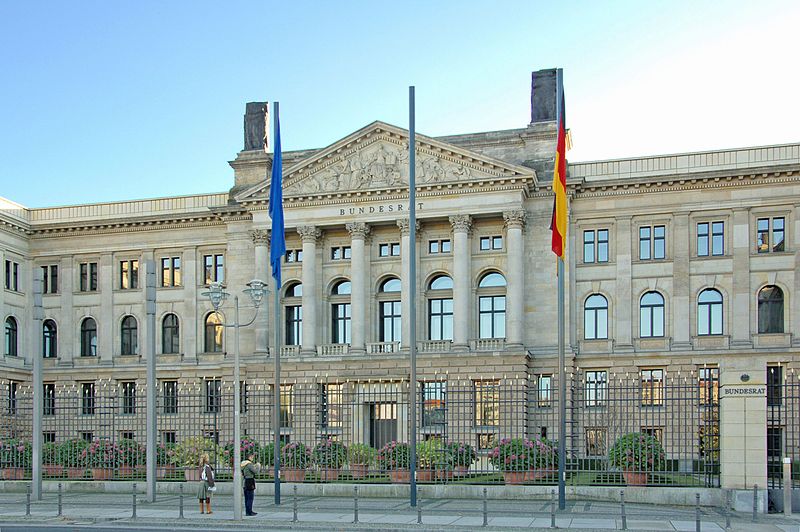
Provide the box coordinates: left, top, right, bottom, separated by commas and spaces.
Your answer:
2, 69, 799, 495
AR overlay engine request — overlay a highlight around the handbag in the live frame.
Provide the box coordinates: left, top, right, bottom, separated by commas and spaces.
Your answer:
244, 477, 256, 491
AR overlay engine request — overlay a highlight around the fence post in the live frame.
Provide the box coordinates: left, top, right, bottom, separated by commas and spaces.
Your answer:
57, 482, 62, 517
620, 490, 627, 531
26, 483, 31, 516
179, 484, 184, 519
482, 487, 488, 527
416, 486, 422, 525
292, 485, 298, 523
550, 489, 556, 529
725, 489, 731, 530
784, 458, 792, 516
353, 486, 358, 524
752, 483, 758, 521
695, 493, 700, 532
132, 483, 137, 519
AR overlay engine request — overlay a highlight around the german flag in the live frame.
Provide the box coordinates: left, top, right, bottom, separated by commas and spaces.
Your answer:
550, 73, 567, 260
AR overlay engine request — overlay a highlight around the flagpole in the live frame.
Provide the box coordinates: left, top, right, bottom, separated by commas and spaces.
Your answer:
408, 85, 418, 508
555, 68, 567, 511
271, 100, 282, 506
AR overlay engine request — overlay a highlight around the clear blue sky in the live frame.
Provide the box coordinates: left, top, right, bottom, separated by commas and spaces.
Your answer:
1, 0, 798, 208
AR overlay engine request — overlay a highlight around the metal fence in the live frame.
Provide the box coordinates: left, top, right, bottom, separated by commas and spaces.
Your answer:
767, 368, 800, 489
1, 373, 719, 486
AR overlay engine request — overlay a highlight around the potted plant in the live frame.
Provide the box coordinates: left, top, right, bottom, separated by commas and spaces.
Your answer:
447, 442, 477, 477
377, 441, 410, 483
489, 438, 530, 484
0, 439, 31, 480
156, 442, 178, 479
608, 432, 666, 486
117, 438, 145, 478
176, 436, 217, 481
313, 439, 347, 481
59, 439, 88, 479
280, 442, 311, 482
43, 442, 63, 477
416, 440, 444, 482
81, 439, 119, 480
347, 444, 376, 479
258, 442, 275, 477
527, 437, 558, 481
221, 437, 260, 470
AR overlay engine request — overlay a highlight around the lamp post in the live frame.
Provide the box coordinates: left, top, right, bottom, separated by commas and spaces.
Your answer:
201, 279, 266, 521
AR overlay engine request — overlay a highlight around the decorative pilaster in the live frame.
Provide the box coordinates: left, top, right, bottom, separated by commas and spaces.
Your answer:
503, 210, 527, 347
731, 209, 752, 346
450, 215, 472, 350
347, 222, 370, 353
298, 226, 322, 355
671, 213, 692, 349
615, 216, 634, 351
250, 229, 270, 354
398, 218, 420, 349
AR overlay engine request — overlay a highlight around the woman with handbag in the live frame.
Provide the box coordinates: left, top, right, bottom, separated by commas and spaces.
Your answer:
197, 453, 216, 514
241, 452, 262, 516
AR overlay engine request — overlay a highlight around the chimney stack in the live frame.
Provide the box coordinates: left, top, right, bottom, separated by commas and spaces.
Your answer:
243, 102, 268, 151
530, 69, 558, 125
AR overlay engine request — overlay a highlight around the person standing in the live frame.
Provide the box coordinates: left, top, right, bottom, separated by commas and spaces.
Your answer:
197, 453, 215, 514
241, 452, 262, 516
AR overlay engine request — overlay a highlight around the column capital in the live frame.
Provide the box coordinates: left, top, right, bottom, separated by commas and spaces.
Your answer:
250, 229, 270, 245
346, 222, 371, 240
449, 214, 473, 234
397, 217, 421, 236
297, 225, 323, 243
502, 210, 527, 230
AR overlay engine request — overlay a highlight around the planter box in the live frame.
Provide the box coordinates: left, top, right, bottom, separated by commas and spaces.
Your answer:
157, 465, 176, 479
319, 467, 340, 482
417, 469, 434, 483
43, 465, 64, 477
526, 469, 556, 481
349, 464, 369, 479
184, 468, 201, 481
623, 471, 648, 486
389, 469, 410, 484
282, 469, 307, 482
453, 465, 470, 477
66, 467, 85, 479
502, 471, 526, 485
2, 467, 25, 480
91, 468, 113, 480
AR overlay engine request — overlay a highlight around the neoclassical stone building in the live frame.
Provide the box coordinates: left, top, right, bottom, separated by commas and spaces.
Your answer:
2, 69, 799, 493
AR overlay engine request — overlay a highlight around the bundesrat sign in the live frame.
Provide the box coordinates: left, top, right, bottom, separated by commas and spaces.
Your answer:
720, 384, 766, 398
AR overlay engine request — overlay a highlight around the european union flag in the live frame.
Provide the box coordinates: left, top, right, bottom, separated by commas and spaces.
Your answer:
269, 102, 285, 285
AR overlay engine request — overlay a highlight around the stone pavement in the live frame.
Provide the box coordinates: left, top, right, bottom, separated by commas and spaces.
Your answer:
0, 492, 798, 531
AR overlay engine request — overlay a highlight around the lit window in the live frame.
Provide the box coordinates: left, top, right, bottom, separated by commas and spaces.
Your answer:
474, 380, 499, 426
757, 217, 785, 253
641, 369, 665, 407
699, 367, 719, 406
119, 260, 139, 290
204, 313, 223, 352
160, 257, 181, 287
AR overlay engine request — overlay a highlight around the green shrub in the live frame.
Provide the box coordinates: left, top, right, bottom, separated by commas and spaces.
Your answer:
608, 432, 666, 472
347, 444, 376, 466
446, 442, 476, 467
377, 441, 410, 470
57, 439, 88, 467
0, 439, 32, 468
313, 439, 347, 468
281, 442, 311, 469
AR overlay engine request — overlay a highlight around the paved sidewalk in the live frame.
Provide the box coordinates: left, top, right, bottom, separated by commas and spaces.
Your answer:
0, 492, 798, 531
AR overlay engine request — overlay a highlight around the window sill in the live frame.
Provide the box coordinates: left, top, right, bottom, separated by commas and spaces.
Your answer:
692, 335, 730, 349
752, 333, 792, 348
579, 339, 613, 353
635, 337, 670, 351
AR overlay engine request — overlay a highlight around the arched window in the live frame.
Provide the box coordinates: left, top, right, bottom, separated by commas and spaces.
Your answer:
478, 272, 506, 339
4, 317, 18, 357
427, 275, 453, 341
379, 277, 402, 343
120, 315, 138, 355
204, 313, 223, 352
331, 280, 351, 344
584, 294, 608, 340
43, 319, 57, 358
284, 282, 302, 346
697, 289, 723, 336
162, 314, 180, 354
758, 285, 784, 334
80, 317, 97, 357
639, 292, 665, 338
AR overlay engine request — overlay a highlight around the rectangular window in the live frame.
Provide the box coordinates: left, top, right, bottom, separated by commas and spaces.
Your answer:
119, 260, 139, 290
43, 432, 56, 444
120, 431, 135, 441
41, 265, 58, 294
285, 305, 302, 345
121, 381, 136, 414
479, 236, 503, 251
330, 246, 352, 260
285, 249, 303, 263
699, 367, 719, 406
81, 382, 95, 415
597, 229, 609, 262
473, 380, 499, 426
697, 223, 709, 256
4, 260, 19, 291
279, 384, 293, 428
379, 243, 400, 257
160, 257, 181, 287
698, 222, 725, 256
641, 426, 664, 444
758, 217, 786, 253
583, 230, 595, 263
583, 229, 609, 263
422, 381, 446, 428
203, 254, 224, 284
320, 383, 343, 429
162, 380, 178, 414
537, 374, 552, 407
711, 222, 724, 255
6, 381, 17, 414
44, 383, 56, 416
204, 379, 221, 413
428, 239, 451, 254
641, 369, 665, 407
477, 433, 496, 450
79, 262, 98, 291
585, 428, 607, 456
767, 365, 783, 407
585, 370, 607, 407
161, 431, 177, 445
80, 431, 94, 442
639, 225, 666, 260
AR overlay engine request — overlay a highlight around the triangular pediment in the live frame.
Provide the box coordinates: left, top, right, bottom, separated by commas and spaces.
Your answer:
235, 121, 536, 204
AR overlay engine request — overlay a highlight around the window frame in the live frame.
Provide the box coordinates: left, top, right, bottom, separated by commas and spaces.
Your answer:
473, 379, 500, 427
204, 379, 221, 414
162, 380, 178, 414
79, 262, 98, 292
161, 313, 180, 354
160, 256, 181, 287
584, 294, 609, 340
757, 285, 784, 334
80, 317, 97, 357
204, 312, 223, 353
119, 259, 139, 290
378, 242, 401, 257
421, 381, 446, 429
4, 316, 18, 357
697, 288, 723, 336
41, 264, 59, 294
4, 260, 19, 291
81, 382, 96, 415
639, 291, 665, 338
584, 370, 607, 407
120, 315, 138, 356
479, 235, 503, 251
757, 216, 786, 253
202, 253, 225, 285
639, 224, 666, 260
640, 368, 665, 407
43, 319, 57, 358
698, 367, 719, 406
121, 381, 136, 414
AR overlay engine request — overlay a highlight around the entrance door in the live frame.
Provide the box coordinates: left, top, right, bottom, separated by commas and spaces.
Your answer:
369, 402, 397, 450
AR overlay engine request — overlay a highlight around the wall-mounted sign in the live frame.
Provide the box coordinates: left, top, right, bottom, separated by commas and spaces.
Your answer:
720, 384, 766, 398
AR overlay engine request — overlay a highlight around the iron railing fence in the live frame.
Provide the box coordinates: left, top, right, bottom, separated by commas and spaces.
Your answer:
1, 375, 719, 486
767, 368, 800, 489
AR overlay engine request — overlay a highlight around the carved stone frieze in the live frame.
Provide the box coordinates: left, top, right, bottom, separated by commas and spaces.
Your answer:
345, 222, 370, 240
503, 210, 527, 229
297, 225, 322, 243
449, 214, 473, 234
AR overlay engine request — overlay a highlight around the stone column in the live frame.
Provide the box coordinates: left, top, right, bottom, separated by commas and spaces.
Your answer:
298, 226, 322, 355
99, 253, 113, 365
398, 218, 420, 349
503, 210, 526, 347
250, 230, 270, 354
671, 213, 692, 349
731, 208, 752, 346
449, 215, 472, 350
615, 216, 634, 351
347, 222, 370, 354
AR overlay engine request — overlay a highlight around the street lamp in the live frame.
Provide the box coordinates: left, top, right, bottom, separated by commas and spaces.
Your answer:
201, 279, 267, 521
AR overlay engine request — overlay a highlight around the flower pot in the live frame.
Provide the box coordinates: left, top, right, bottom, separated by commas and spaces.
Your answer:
184, 468, 201, 481
157, 465, 176, 479
453, 465, 470, 477
282, 468, 307, 482
435, 469, 454, 481
416, 469, 434, 482
66, 467, 85, 479
622, 471, 648, 486
91, 468, 112, 480
319, 467, 340, 482
43, 465, 64, 477
388, 469, 410, 484
350, 463, 369, 479
2, 467, 25, 480
502, 471, 526, 485
525, 468, 555, 481
118, 465, 135, 478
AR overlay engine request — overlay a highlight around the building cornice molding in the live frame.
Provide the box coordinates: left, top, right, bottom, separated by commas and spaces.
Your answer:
28, 214, 225, 238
